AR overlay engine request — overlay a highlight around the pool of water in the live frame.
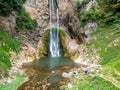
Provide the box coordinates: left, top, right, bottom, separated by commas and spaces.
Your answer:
23, 57, 76, 70
17, 57, 78, 90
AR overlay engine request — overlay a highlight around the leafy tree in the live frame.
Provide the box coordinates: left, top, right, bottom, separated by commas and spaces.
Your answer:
0, 0, 26, 16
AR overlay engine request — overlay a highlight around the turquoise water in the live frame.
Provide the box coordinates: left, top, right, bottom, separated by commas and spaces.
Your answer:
18, 57, 77, 89
27, 57, 76, 70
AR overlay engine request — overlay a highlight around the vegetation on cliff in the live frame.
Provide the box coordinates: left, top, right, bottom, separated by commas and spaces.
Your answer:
16, 8, 37, 30
0, 30, 21, 78
0, 0, 37, 30
68, 0, 120, 89
77, 0, 120, 27
0, 0, 37, 78
0, 0, 26, 16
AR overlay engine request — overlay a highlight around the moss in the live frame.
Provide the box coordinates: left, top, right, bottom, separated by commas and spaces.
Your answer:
59, 30, 69, 56
38, 30, 50, 57
59, 29, 66, 37
38, 28, 69, 57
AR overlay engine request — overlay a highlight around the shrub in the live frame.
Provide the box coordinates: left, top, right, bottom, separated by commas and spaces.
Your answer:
0, 0, 26, 16
16, 9, 37, 30
0, 30, 21, 77
78, 9, 103, 27
104, 12, 119, 25
77, 0, 89, 12
0, 0, 37, 30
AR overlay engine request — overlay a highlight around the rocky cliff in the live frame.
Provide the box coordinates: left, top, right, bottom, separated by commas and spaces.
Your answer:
0, 0, 99, 64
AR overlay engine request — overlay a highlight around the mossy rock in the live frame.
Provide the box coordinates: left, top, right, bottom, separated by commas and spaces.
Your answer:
59, 30, 69, 56
38, 30, 50, 58
38, 28, 69, 57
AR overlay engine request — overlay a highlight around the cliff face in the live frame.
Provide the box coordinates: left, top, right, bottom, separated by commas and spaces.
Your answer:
23, 0, 49, 32
0, 0, 83, 41
0, 12, 16, 34
0, 0, 99, 63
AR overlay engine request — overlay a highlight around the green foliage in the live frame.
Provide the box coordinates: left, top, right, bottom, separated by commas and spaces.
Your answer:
76, 0, 120, 88
84, 23, 120, 85
0, 0, 37, 30
97, 0, 120, 13
59, 29, 69, 56
0, 47, 11, 67
0, 0, 26, 16
61, 76, 119, 90
107, 57, 120, 72
16, 9, 37, 30
77, 0, 120, 27
0, 73, 25, 90
78, 9, 103, 27
0, 30, 21, 52
77, 0, 89, 11
88, 23, 120, 66
104, 13, 120, 25
59, 29, 66, 37
0, 30, 21, 78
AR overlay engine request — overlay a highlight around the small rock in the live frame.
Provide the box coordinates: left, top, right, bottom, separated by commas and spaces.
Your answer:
62, 72, 70, 78
51, 71, 55, 74
96, 70, 100, 73
67, 83, 72, 89
47, 83, 51, 86
90, 69, 94, 72
68, 72, 73, 76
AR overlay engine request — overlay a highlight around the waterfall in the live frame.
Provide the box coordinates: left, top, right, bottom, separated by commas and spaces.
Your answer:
49, 0, 61, 57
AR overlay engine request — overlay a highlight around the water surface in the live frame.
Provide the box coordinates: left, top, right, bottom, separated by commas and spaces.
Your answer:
17, 57, 78, 90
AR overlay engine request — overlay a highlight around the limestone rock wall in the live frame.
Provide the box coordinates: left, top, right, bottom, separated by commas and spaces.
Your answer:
0, 12, 16, 34
24, 0, 49, 34
0, 0, 100, 64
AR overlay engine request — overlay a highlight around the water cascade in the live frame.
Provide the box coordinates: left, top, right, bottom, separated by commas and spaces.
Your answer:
49, 0, 62, 57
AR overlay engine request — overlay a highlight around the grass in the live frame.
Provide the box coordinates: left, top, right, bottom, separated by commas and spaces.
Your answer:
61, 76, 119, 90
83, 23, 120, 88
65, 1, 120, 90
0, 73, 25, 90
86, 23, 120, 66
0, 30, 21, 78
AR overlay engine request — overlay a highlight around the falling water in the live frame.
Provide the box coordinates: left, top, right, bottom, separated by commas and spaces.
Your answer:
49, 0, 61, 57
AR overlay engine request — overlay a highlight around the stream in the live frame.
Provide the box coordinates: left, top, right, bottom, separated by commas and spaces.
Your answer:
17, 57, 78, 90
